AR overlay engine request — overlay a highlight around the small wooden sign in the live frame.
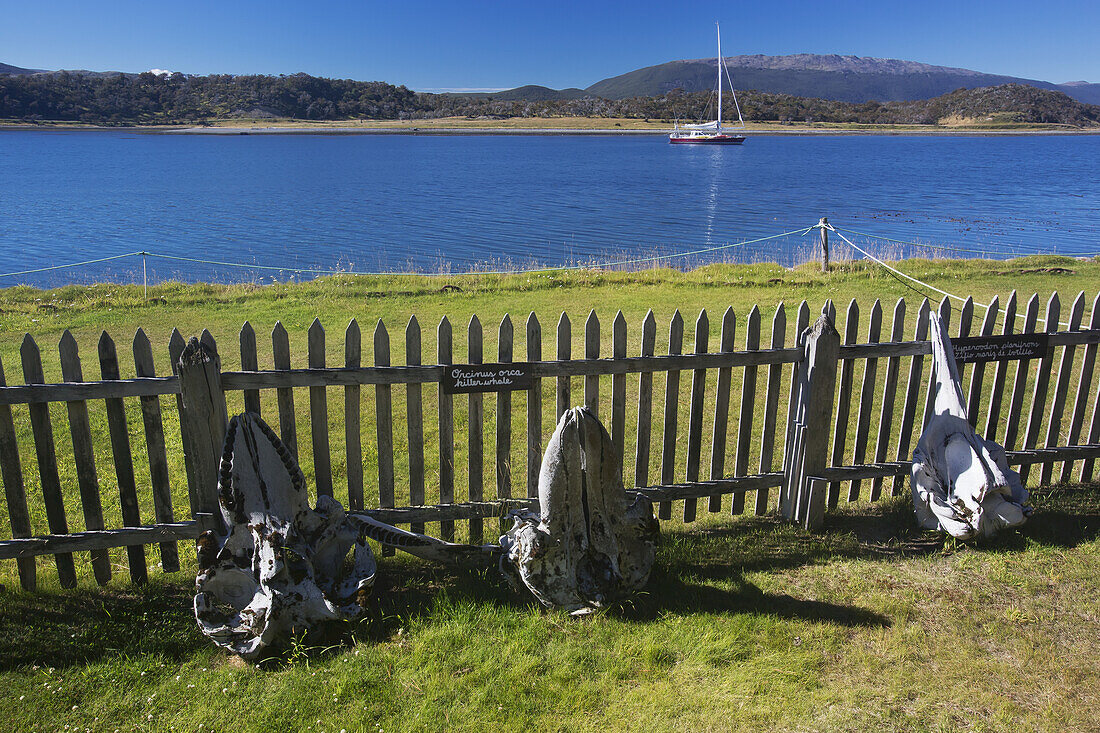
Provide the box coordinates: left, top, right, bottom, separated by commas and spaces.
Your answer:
953, 333, 1050, 363
442, 362, 535, 394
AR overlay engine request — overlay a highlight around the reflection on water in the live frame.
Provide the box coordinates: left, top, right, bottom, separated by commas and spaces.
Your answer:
0, 131, 1097, 285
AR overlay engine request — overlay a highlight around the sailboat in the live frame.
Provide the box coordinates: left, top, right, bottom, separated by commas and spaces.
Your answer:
669, 23, 746, 144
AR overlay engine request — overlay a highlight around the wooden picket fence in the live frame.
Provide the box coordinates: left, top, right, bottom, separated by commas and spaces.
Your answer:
3, 289, 1100, 591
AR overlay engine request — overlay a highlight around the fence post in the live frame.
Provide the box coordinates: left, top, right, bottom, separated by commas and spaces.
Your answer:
177, 336, 228, 535
819, 217, 830, 272
780, 312, 840, 530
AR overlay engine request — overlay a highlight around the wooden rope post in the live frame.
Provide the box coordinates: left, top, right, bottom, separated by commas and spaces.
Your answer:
177, 336, 228, 535
819, 217, 830, 272
780, 313, 840, 530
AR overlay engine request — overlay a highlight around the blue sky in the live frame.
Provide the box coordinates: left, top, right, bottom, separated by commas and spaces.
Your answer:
2, 0, 1097, 89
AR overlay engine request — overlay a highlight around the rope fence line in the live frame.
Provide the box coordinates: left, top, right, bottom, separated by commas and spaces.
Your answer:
1, 222, 1094, 315
825, 224, 1073, 328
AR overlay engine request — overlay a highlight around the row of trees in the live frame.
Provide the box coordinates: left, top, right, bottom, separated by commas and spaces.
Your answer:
3, 71, 1098, 126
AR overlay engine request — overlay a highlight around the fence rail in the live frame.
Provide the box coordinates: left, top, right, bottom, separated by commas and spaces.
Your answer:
3, 290, 1100, 590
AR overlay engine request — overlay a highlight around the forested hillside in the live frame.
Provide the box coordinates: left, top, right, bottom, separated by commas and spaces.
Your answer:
2, 71, 1097, 126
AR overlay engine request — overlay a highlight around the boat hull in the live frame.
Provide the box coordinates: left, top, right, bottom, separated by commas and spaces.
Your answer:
669, 134, 746, 145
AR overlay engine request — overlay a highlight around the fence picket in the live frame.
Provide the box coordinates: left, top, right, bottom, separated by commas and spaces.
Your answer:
1067, 293, 1100, 483
955, 296, 974, 384
58, 331, 111, 584
683, 309, 709, 523
612, 312, 627, 474
98, 331, 148, 584
437, 317, 455, 540
708, 307, 736, 513
848, 299, 882, 501
496, 315, 513, 516
780, 301, 811, 495
870, 298, 905, 501
556, 313, 571, 420
345, 319, 364, 511
271, 322, 297, 458
1020, 293, 1060, 485
634, 310, 656, 490
1041, 291, 1084, 485
468, 316, 484, 544
239, 322, 261, 415
526, 313, 542, 499
307, 319, 332, 498
658, 311, 684, 520
374, 320, 395, 554
169, 329, 200, 516
755, 303, 786, 514
732, 305, 759, 515
133, 329, 179, 573
984, 292, 1018, 442
1004, 294, 1040, 451
965, 296, 999, 427
585, 311, 600, 415
892, 299, 931, 495
0, 355, 37, 589
407, 317, 425, 533
828, 300, 859, 508
921, 298, 952, 435
21, 334, 77, 588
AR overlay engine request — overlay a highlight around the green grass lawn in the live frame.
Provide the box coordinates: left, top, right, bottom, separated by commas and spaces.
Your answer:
2, 256, 1100, 731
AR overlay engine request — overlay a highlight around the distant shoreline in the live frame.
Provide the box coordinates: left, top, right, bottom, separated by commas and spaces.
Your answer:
3, 118, 1100, 136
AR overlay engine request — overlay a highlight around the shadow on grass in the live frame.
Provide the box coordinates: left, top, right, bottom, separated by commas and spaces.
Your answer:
6, 485, 1096, 669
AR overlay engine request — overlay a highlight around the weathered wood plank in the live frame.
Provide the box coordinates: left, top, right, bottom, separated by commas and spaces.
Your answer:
437, 317, 455, 540
732, 305, 760, 515
986, 292, 1020, 443
556, 313, 571, 420
526, 313, 542, 499
658, 310, 684, 520
468, 315, 484, 544
1069, 293, 1100, 483
611, 311, 627, 474
965, 296, 1000, 428
848, 299, 882, 501
0, 355, 37, 589
682, 309, 709, 523
827, 300, 859, 508
1019, 293, 1059, 486
133, 329, 179, 573
585, 310, 600, 415
168, 329, 199, 517
780, 300, 811, 503
795, 317, 841, 531
406, 316, 426, 533
345, 319, 364, 511
1003, 294, 1041, 452
0, 376, 180, 405
308, 319, 332, 498
634, 310, 656, 491
755, 303, 786, 514
955, 296, 975, 384
58, 331, 111, 584
1041, 291, 1084, 485
892, 299, 931, 495
239, 322, 261, 415
870, 298, 906, 501
374, 320, 395, 554
709, 307, 736, 513
98, 331, 148, 584
0, 520, 209, 559
374, 319, 396, 537
271, 322, 297, 458
496, 315, 514, 513
21, 334, 77, 587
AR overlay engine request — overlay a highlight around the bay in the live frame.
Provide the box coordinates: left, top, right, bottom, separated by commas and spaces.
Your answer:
1, 130, 1097, 286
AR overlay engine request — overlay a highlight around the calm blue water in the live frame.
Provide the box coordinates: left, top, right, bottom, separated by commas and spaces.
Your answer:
1, 130, 1098, 286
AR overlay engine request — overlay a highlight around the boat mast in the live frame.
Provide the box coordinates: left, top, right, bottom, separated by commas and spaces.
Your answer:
716, 22, 722, 132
